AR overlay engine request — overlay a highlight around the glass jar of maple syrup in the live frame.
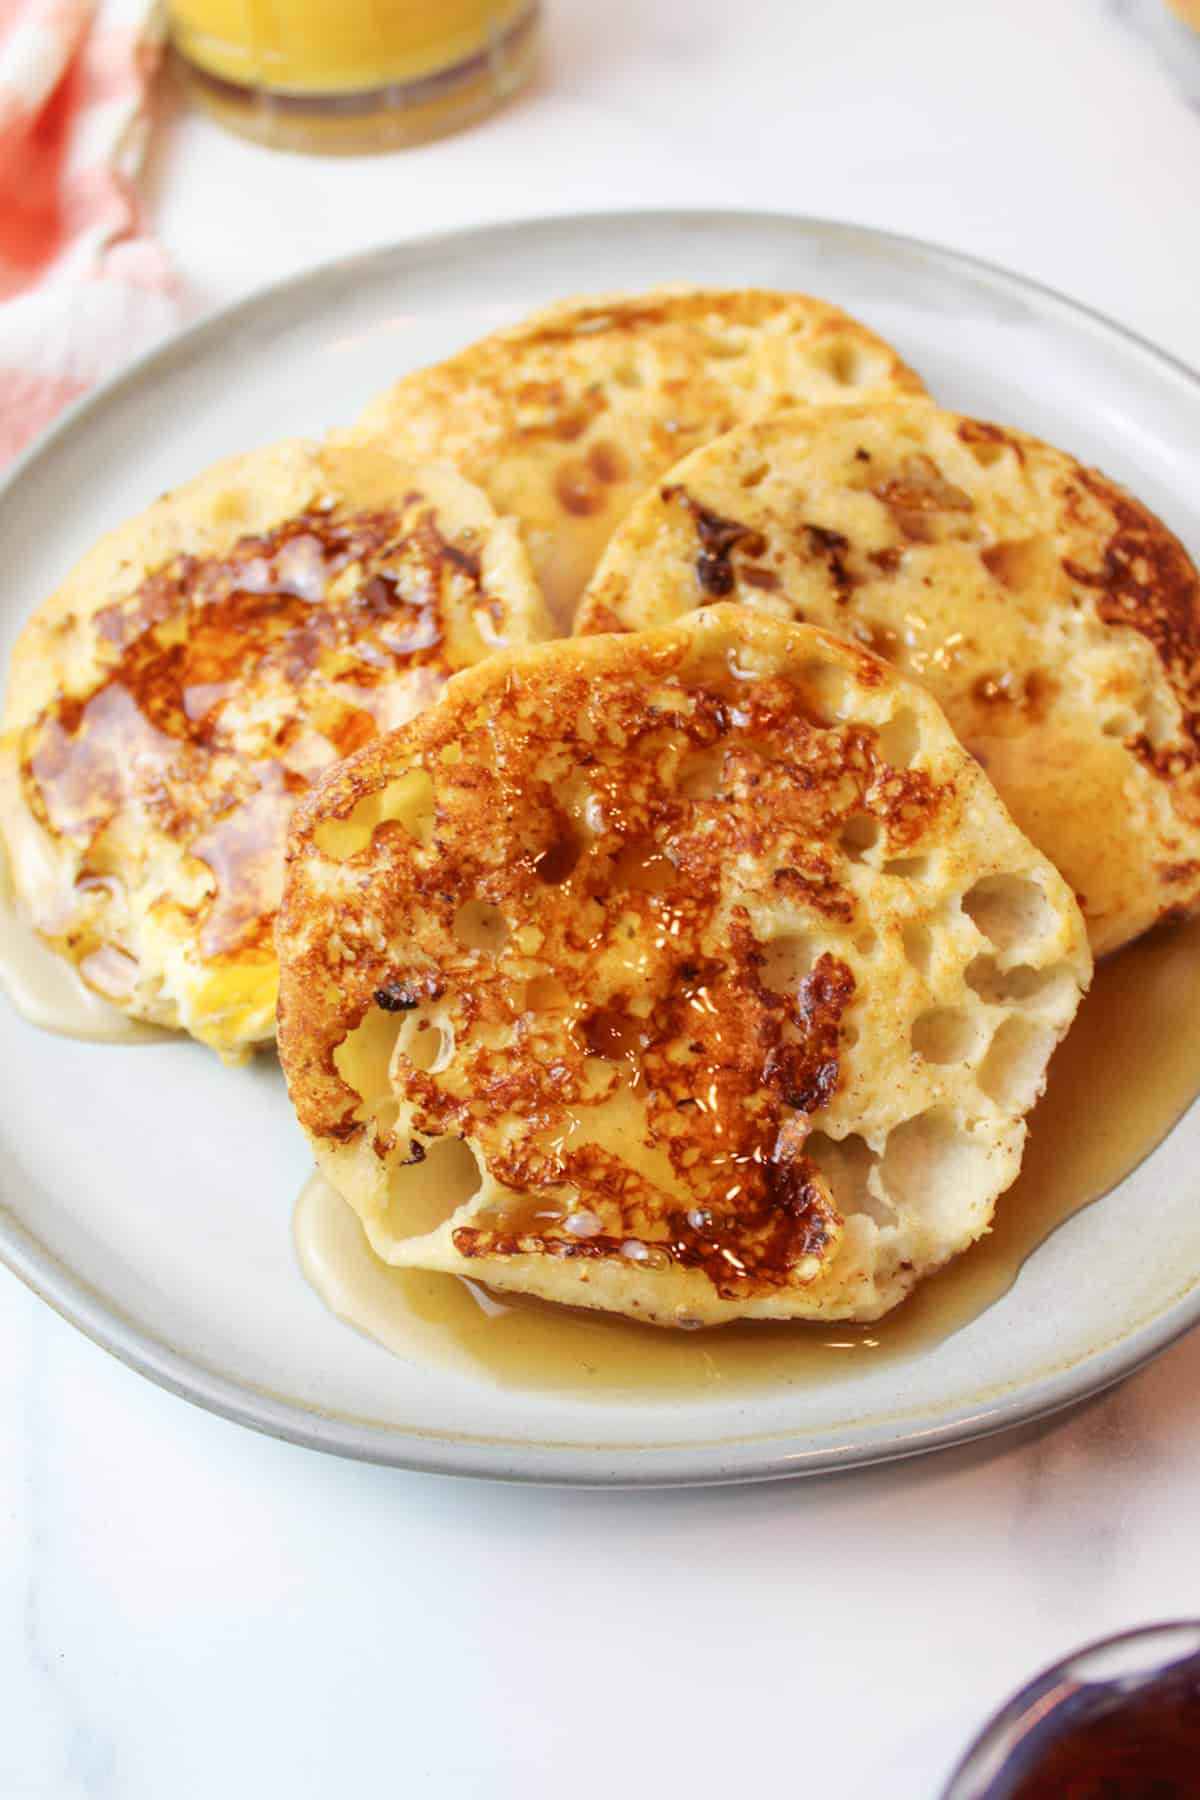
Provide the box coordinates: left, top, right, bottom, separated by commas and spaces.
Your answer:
943, 1623, 1200, 1798
169, 0, 541, 153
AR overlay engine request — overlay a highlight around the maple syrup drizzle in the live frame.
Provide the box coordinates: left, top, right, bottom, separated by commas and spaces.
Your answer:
294, 915, 1200, 1395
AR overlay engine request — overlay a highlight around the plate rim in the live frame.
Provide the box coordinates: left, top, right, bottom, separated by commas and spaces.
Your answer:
3, 205, 1200, 1486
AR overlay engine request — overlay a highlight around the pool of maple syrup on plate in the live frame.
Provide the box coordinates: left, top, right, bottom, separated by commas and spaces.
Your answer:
4, 744, 1200, 1393
293, 915, 1200, 1395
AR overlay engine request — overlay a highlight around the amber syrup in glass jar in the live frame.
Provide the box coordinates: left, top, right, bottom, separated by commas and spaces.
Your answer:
1003, 1669, 1200, 1797
943, 1626, 1200, 1800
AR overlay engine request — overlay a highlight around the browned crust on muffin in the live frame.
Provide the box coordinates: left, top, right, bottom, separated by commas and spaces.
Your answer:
276, 607, 1090, 1318
576, 400, 1200, 952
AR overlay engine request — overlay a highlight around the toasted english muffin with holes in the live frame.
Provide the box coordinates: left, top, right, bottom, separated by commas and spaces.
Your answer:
276, 606, 1090, 1327
576, 399, 1200, 956
1, 440, 549, 1061
346, 287, 925, 630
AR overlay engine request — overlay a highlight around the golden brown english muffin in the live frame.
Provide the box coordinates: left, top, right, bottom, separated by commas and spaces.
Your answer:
276, 607, 1090, 1328
1, 440, 549, 1060
576, 399, 1200, 956
347, 287, 925, 630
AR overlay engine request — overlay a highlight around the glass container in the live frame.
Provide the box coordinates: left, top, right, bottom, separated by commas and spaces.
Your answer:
169, 0, 541, 154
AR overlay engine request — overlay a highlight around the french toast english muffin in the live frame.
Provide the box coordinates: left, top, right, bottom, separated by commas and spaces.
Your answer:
347, 287, 925, 630
576, 399, 1200, 955
1, 441, 548, 1060
276, 607, 1090, 1327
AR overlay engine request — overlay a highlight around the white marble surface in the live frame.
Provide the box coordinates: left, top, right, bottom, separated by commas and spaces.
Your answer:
5, 1, 1200, 1793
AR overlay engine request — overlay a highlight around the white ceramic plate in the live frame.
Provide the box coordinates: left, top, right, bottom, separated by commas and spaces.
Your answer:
2, 211, 1199, 1486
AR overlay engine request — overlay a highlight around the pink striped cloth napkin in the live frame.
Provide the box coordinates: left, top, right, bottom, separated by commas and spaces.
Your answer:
0, 0, 180, 467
